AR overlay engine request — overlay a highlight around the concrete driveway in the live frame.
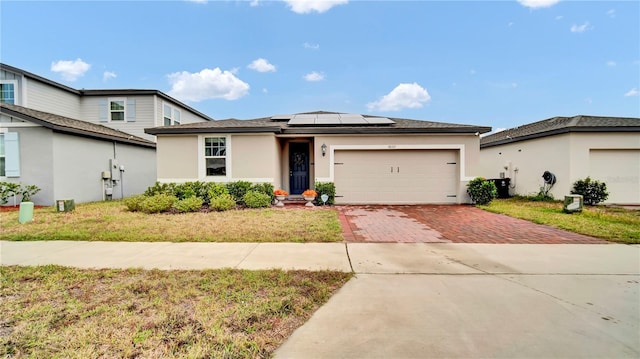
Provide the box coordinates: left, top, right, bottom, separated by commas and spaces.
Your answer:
275, 243, 640, 358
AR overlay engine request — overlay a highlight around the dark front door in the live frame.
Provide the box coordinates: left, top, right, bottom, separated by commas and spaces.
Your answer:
289, 142, 309, 195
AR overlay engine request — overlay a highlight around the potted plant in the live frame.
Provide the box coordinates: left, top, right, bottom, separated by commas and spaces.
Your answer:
273, 189, 288, 207
302, 189, 317, 207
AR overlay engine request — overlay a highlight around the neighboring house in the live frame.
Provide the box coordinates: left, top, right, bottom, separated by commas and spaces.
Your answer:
145, 111, 491, 204
1, 63, 214, 206
479, 115, 640, 204
0, 63, 214, 142
1, 102, 156, 205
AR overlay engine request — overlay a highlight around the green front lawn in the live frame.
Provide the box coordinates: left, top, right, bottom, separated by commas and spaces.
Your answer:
0, 265, 352, 358
0, 201, 343, 242
479, 198, 640, 244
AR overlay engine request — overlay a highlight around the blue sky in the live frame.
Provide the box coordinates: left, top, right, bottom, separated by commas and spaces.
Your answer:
1, 0, 638, 131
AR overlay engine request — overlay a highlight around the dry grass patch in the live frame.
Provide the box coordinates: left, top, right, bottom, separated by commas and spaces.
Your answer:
0, 201, 343, 242
0, 265, 352, 358
480, 198, 640, 244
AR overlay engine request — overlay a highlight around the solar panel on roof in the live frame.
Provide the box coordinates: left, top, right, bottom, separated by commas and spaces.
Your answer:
365, 117, 395, 124
316, 114, 341, 124
288, 114, 315, 125
339, 114, 368, 124
271, 114, 292, 121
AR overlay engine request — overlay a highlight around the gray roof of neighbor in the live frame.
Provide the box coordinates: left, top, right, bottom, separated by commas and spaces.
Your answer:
1, 103, 156, 148
0, 63, 215, 122
145, 111, 491, 135
480, 115, 640, 148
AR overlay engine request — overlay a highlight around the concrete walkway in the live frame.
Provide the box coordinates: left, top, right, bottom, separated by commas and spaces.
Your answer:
2, 241, 639, 358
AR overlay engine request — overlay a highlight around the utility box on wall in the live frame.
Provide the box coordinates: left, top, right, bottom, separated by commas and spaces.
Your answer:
56, 199, 75, 212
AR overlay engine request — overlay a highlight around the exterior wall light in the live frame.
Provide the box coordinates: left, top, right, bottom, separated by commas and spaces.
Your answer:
321, 143, 327, 157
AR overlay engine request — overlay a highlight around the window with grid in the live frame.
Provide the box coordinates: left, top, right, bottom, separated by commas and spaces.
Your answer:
110, 100, 125, 121
0, 83, 15, 104
204, 137, 226, 176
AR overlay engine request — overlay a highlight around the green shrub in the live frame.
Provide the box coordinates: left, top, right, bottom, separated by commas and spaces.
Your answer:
251, 183, 275, 202
173, 196, 203, 213
242, 190, 271, 208
0, 182, 20, 204
144, 182, 176, 197
529, 190, 555, 202
124, 195, 146, 212
314, 182, 336, 205
140, 194, 177, 214
227, 181, 252, 204
207, 182, 230, 201
209, 193, 236, 211
467, 177, 497, 205
571, 177, 609, 205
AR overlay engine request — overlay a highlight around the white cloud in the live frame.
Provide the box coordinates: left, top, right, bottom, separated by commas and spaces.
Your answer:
511, 82, 518, 88
304, 71, 325, 81
50, 58, 90, 82
607, 9, 615, 18
262, 88, 268, 93
304, 42, 320, 50
248, 58, 276, 72
469, 69, 477, 75
367, 83, 431, 112
103, 71, 117, 82
481, 127, 507, 137
570, 22, 590, 33
624, 88, 639, 97
517, 0, 560, 9
250, 0, 260, 6
283, 0, 348, 14
606, 61, 616, 67
555, 15, 563, 20
167, 68, 250, 102
186, 0, 208, 3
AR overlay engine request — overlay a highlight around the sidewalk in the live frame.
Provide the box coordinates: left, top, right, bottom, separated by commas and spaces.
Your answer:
2, 240, 638, 275
2, 241, 639, 358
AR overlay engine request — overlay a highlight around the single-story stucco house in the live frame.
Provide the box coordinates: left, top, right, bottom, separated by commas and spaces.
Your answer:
145, 111, 491, 204
479, 115, 640, 204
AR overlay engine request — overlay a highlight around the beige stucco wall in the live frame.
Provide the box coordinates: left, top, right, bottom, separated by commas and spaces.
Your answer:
480, 132, 640, 202
156, 135, 198, 181
230, 134, 279, 182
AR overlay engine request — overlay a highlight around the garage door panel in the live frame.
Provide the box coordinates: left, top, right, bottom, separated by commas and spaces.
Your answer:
590, 149, 640, 204
334, 150, 458, 204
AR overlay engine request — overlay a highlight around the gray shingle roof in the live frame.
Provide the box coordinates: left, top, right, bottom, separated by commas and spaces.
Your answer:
145, 111, 491, 135
1, 103, 156, 148
480, 115, 640, 148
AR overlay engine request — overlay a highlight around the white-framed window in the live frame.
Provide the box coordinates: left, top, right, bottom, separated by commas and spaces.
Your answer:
99, 98, 135, 123
204, 137, 226, 176
173, 109, 181, 125
163, 103, 181, 126
110, 99, 125, 121
0, 81, 17, 105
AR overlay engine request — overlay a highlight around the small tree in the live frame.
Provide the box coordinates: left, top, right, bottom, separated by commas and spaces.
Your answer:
467, 177, 497, 205
571, 177, 609, 205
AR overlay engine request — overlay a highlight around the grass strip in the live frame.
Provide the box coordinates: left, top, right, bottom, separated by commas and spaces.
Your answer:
0, 265, 352, 358
479, 198, 640, 244
0, 201, 343, 242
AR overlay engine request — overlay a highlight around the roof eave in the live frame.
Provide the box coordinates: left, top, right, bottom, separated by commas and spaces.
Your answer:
480, 126, 640, 148
1, 107, 156, 148
145, 127, 282, 135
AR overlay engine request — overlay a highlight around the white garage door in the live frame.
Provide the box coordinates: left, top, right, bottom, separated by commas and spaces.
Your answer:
334, 149, 459, 204
590, 149, 640, 204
